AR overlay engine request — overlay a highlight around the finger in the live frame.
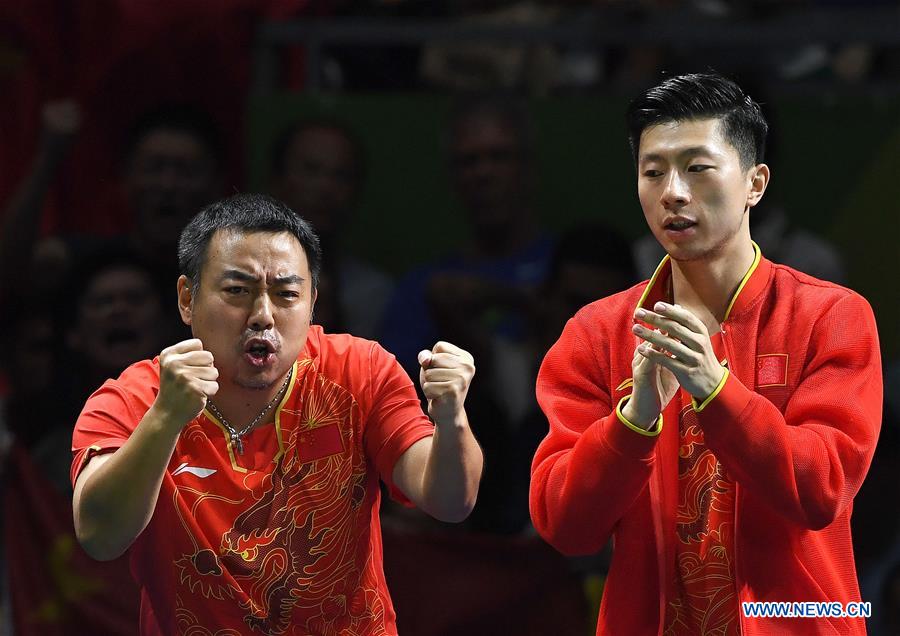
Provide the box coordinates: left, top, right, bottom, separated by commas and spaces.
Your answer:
632, 325, 694, 361
187, 366, 219, 381
194, 380, 219, 397
637, 343, 688, 373
421, 368, 470, 384
417, 349, 433, 369
432, 341, 471, 360
651, 303, 707, 334
163, 339, 205, 356
632, 346, 656, 371
424, 352, 475, 369
174, 350, 215, 366
634, 311, 704, 351
420, 379, 465, 398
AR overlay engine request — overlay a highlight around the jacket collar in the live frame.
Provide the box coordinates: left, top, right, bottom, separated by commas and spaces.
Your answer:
636, 241, 771, 322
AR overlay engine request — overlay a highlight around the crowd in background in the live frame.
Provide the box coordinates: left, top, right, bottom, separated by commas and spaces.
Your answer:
1, 1, 898, 635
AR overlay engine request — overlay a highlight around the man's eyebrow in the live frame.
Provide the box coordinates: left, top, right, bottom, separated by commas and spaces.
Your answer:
219, 269, 258, 282
273, 274, 305, 285
218, 270, 305, 286
639, 146, 719, 164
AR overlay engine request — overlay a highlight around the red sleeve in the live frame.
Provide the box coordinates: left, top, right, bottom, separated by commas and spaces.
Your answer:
363, 341, 434, 505
70, 360, 157, 486
529, 313, 659, 556
699, 292, 882, 529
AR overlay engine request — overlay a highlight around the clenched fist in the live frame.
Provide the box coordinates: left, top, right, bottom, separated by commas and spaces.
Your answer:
417, 341, 475, 427
155, 339, 219, 430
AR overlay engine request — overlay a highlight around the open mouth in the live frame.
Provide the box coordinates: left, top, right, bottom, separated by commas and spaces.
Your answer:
243, 338, 277, 366
664, 218, 697, 231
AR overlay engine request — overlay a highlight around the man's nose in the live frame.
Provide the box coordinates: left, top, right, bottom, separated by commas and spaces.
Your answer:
661, 171, 690, 209
248, 293, 274, 330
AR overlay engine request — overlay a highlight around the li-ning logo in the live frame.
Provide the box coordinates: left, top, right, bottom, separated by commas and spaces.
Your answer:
172, 462, 217, 478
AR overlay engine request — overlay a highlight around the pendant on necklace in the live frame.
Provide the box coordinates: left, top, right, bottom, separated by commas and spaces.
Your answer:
233, 435, 244, 455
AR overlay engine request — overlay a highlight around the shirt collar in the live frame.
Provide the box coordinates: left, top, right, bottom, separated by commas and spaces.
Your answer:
635, 241, 771, 322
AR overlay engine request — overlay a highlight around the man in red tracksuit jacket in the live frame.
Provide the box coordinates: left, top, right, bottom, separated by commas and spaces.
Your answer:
529, 73, 882, 635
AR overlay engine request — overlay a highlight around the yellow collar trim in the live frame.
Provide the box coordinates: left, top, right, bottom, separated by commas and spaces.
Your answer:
271, 361, 298, 465
635, 252, 671, 313
636, 241, 762, 322
723, 241, 762, 321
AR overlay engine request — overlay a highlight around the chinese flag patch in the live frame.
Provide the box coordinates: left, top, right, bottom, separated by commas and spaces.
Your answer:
756, 354, 788, 387
298, 423, 345, 463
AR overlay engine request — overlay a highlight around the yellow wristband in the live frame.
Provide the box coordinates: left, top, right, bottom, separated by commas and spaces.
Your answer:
691, 368, 730, 412
615, 394, 663, 437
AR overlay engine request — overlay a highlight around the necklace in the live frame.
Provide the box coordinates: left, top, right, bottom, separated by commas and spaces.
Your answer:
206, 371, 292, 454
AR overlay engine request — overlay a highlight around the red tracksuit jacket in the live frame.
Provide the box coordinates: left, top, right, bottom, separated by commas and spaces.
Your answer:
530, 249, 882, 635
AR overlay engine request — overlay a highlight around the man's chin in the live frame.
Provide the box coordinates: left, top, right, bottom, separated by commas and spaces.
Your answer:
234, 364, 293, 392
234, 372, 282, 391
668, 246, 712, 263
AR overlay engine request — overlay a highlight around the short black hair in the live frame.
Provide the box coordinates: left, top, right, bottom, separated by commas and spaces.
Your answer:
269, 118, 366, 183
123, 103, 224, 170
626, 73, 768, 170
178, 193, 322, 290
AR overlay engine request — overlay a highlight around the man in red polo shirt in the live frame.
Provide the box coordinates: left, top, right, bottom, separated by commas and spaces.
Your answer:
530, 73, 881, 635
72, 193, 483, 635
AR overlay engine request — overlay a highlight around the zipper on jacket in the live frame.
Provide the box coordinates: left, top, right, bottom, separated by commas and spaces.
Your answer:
721, 327, 745, 634
651, 464, 667, 636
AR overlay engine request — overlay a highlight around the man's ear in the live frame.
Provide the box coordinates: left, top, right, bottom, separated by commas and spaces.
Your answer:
309, 287, 318, 323
177, 275, 194, 326
747, 163, 770, 208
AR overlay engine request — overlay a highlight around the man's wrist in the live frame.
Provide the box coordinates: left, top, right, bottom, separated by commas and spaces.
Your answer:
430, 408, 469, 431
691, 368, 730, 412
618, 395, 662, 435
145, 402, 191, 437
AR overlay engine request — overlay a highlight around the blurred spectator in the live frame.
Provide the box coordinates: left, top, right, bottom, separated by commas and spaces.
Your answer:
4, 245, 167, 530
0, 102, 224, 340
381, 94, 554, 381
118, 105, 223, 288
380, 223, 636, 634
0, 99, 82, 301
55, 247, 169, 435
269, 118, 393, 338
0, 247, 167, 635
486, 223, 638, 535
494, 222, 638, 426
380, 94, 553, 538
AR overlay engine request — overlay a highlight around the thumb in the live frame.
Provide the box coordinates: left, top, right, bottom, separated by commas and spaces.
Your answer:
417, 349, 433, 368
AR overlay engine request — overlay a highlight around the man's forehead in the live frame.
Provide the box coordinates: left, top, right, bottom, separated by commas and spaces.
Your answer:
638, 118, 730, 157
205, 229, 307, 270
